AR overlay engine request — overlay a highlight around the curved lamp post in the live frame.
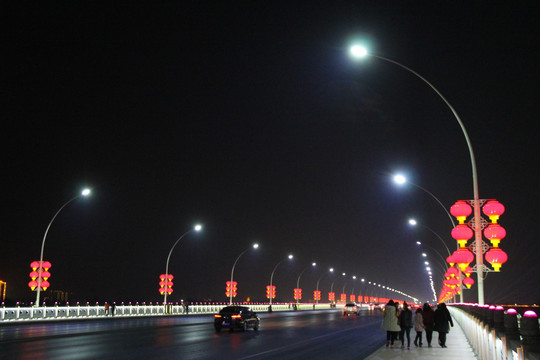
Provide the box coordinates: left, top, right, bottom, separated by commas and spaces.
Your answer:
269, 254, 293, 306
163, 224, 202, 308
229, 243, 259, 305
295, 262, 316, 305
351, 45, 485, 304
409, 219, 451, 256
35, 188, 91, 306
315, 267, 333, 304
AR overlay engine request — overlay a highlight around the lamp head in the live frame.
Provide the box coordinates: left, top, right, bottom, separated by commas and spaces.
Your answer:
350, 45, 368, 58
253, 243, 259, 249
194, 224, 202, 232
81, 189, 91, 196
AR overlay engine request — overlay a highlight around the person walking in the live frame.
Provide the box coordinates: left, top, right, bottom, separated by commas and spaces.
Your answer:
381, 300, 401, 348
398, 302, 413, 349
434, 303, 454, 348
422, 303, 435, 347
414, 307, 424, 347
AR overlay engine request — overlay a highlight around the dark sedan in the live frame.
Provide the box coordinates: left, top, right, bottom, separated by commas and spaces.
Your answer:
214, 306, 260, 332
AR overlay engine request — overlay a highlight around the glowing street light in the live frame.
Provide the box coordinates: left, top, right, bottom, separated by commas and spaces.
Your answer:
162, 224, 202, 310
34, 188, 91, 306
350, 45, 486, 304
268, 254, 293, 306
228, 243, 259, 305
409, 218, 451, 256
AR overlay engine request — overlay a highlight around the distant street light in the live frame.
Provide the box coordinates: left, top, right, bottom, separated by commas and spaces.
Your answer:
315, 267, 333, 304
295, 262, 316, 305
268, 254, 293, 306
35, 188, 91, 306
350, 45, 486, 304
229, 243, 259, 305
408, 219, 451, 256
392, 174, 455, 228
162, 224, 202, 309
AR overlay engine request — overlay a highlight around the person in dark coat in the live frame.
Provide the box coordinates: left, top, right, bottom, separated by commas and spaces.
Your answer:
398, 302, 413, 349
434, 303, 454, 348
422, 303, 435, 347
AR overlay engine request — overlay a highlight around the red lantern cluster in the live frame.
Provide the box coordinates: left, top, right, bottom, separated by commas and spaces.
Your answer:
28, 261, 52, 291
350, 294, 356, 302
328, 292, 335, 302
482, 200, 508, 271
266, 285, 276, 299
313, 290, 321, 301
159, 274, 174, 295
225, 281, 238, 298
293, 288, 302, 300
340, 293, 346, 302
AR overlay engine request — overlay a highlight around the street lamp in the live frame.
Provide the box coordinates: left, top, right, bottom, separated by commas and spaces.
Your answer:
268, 254, 293, 306
351, 45, 486, 304
408, 219, 451, 256
162, 224, 202, 309
315, 267, 333, 304
393, 174, 455, 228
295, 262, 316, 305
35, 188, 91, 306
229, 243, 259, 305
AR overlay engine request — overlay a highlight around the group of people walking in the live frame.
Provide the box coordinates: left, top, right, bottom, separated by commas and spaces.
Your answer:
381, 300, 453, 349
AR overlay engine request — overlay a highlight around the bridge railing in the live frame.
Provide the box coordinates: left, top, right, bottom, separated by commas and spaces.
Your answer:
0, 302, 373, 322
449, 304, 540, 360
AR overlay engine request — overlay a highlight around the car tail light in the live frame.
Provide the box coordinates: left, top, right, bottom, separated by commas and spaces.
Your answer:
231, 315, 242, 319
214, 314, 222, 318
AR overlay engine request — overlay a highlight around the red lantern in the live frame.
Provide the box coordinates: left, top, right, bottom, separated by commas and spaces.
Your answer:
464, 266, 474, 277
266, 285, 276, 299
41, 271, 51, 280
41, 261, 52, 270
28, 280, 38, 290
482, 200, 505, 223
30, 271, 39, 280
167, 274, 174, 280
313, 290, 321, 301
485, 248, 508, 271
463, 277, 475, 289
41, 280, 50, 290
447, 267, 458, 278
483, 223, 506, 247
328, 292, 335, 302
159, 274, 166, 280
30, 261, 40, 270
446, 255, 456, 266
293, 288, 302, 300
451, 224, 474, 248
452, 248, 474, 271
166, 287, 173, 294
450, 201, 472, 224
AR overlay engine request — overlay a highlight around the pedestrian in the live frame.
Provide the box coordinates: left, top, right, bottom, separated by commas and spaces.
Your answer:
414, 307, 424, 347
434, 303, 454, 348
104, 302, 110, 316
111, 302, 116, 316
398, 301, 413, 349
381, 300, 401, 348
422, 303, 435, 347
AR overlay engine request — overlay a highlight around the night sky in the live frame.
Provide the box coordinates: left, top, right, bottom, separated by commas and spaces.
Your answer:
2, 2, 538, 305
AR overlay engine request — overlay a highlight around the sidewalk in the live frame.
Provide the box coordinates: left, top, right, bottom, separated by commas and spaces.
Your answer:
365, 322, 478, 360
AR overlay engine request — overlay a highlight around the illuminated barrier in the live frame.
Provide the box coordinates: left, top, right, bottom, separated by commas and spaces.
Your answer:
28, 261, 51, 291
520, 311, 540, 352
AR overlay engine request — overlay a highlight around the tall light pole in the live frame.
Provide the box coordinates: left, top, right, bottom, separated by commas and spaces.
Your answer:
269, 254, 293, 306
163, 224, 202, 309
35, 188, 91, 306
350, 45, 485, 304
393, 174, 456, 228
296, 262, 316, 305
315, 267, 333, 304
229, 243, 259, 305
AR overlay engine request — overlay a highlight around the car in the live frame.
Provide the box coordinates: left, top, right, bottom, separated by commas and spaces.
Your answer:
343, 302, 360, 316
214, 306, 260, 332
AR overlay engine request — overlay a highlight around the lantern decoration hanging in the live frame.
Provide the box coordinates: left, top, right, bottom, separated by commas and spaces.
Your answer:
293, 288, 302, 300
482, 200, 505, 223
462, 277, 475, 289
446, 254, 456, 266
451, 224, 474, 248
446, 267, 458, 278
464, 266, 474, 277
159, 274, 174, 295
226, 281, 238, 298
29, 261, 52, 292
452, 248, 474, 271
485, 248, 508, 271
266, 285, 276, 299
313, 290, 321, 301
450, 201, 472, 224
483, 223, 506, 247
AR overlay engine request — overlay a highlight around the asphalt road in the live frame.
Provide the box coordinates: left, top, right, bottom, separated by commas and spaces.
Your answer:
0, 309, 386, 359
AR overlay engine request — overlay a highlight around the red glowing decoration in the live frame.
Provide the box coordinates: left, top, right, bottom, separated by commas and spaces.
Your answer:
166, 287, 173, 294
450, 201, 472, 224
30, 261, 40, 270
464, 266, 474, 277
328, 292, 335, 302
447, 267, 458, 278
446, 255, 456, 266
485, 248, 508, 271
30, 271, 39, 280
350, 295, 356, 302
483, 223, 506, 247
340, 293, 346, 302
452, 248, 474, 271
41, 271, 51, 280
28, 280, 38, 290
41, 280, 50, 290
524, 310, 538, 318
313, 290, 321, 301
451, 224, 474, 248
159, 274, 174, 295
482, 200, 505, 223
41, 261, 52, 270
226, 281, 238, 298
266, 285, 276, 299
462, 277, 475, 289
293, 288, 302, 300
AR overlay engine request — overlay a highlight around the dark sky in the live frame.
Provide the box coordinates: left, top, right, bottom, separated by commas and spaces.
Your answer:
2, 2, 538, 305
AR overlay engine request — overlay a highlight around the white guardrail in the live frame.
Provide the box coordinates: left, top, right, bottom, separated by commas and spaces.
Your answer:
0, 302, 364, 322
449, 306, 540, 360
